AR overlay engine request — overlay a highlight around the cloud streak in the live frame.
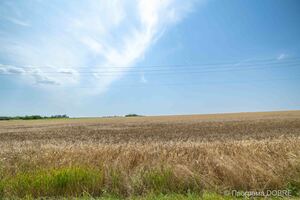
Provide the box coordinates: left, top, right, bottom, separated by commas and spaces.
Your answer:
0, 64, 79, 85
0, 0, 199, 93
5, 17, 31, 27
277, 53, 287, 60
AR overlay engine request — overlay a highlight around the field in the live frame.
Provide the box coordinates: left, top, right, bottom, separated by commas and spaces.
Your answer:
1, 111, 300, 199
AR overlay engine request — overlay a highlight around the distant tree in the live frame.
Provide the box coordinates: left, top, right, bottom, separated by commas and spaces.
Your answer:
50, 115, 69, 119
0, 116, 11, 120
22, 115, 43, 120
0, 115, 69, 120
125, 114, 141, 117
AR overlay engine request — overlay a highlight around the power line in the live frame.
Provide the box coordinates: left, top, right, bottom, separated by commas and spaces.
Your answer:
77, 77, 300, 88
1, 56, 300, 70
7, 60, 300, 73
0, 77, 298, 90
0, 60, 299, 76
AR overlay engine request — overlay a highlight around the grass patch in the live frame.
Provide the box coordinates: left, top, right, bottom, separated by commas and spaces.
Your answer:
287, 181, 300, 196
103, 169, 128, 197
0, 180, 4, 198
2, 166, 299, 199
0, 167, 204, 199
135, 168, 202, 195
3, 192, 298, 200
3, 167, 103, 198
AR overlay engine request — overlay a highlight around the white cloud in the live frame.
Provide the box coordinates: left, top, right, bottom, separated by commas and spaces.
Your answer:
277, 53, 287, 60
0, 64, 79, 85
0, 0, 199, 94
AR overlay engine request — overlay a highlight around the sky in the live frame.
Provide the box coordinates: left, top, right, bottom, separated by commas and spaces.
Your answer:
0, 0, 300, 117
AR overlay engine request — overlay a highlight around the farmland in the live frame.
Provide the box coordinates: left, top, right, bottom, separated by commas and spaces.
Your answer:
0, 111, 300, 199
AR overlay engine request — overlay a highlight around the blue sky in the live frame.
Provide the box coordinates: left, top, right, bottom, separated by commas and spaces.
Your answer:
0, 0, 300, 117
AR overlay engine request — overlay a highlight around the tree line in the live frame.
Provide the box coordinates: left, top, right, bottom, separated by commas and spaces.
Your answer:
0, 115, 69, 120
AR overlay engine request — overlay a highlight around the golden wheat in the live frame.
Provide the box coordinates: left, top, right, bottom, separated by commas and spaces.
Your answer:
0, 111, 300, 198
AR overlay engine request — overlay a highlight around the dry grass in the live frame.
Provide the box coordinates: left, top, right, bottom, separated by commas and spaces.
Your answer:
0, 111, 300, 198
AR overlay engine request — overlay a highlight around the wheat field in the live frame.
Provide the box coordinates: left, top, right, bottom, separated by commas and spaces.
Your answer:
0, 111, 300, 199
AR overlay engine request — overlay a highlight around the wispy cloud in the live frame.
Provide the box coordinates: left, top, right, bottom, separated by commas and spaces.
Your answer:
0, 0, 200, 93
0, 64, 78, 85
5, 17, 31, 27
277, 53, 288, 60
0, 64, 26, 74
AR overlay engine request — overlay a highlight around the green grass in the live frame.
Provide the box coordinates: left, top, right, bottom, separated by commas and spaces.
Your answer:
4, 193, 299, 200
2, 167, 103, 198
0, 167, 202, 199
287, 180, 300, 196
136, 168, 202, 195
0, 192, 233, 200
0, 166, 299, 199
